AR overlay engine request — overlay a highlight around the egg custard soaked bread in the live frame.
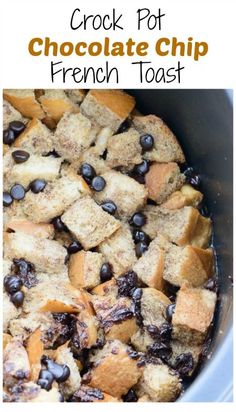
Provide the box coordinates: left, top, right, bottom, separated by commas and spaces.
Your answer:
2, 89, 217, 403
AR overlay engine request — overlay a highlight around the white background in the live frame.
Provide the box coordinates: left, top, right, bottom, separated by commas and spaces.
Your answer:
0, 0, 235, 410
0, 0, 236, 88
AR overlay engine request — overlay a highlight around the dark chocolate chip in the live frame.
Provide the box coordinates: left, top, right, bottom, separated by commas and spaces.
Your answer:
3, 128, 15, 145
123, 388, 138, 402
130, 212, 146, 227
42, 358, 70, 383
10, 290, 25, 307
12, 150, 30, 164
117, 271, 138, 297
100, 262, 113, 282
147, 341, 172, 361
133, 160, 150, 176
91, 176, 106, 192
135, 241, 148, 258
67, 240, 83, 254
174, 353, 194, 376
3, 192, 13, 207
166, 303, 176, 322
80, 163, 96, 183
116, 119, 132, 134
51, 216, 68, 232
10, 184, 25, 200
100, 200, 117, 215
4, 275, 23, 294
29, 179, 47, 194
11, 258, 38, 289
9, 121, 25, 136
204, 277, 218, 292
132, 229, 150, 245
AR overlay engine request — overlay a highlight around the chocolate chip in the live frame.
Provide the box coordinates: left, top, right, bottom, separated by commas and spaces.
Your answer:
166, 303, 176, 322
80, 163, 96, 184
183, 167, 201, 188
204, 277, 218, 292
9, 121, 25, 136
10, 290, 25, 307
11, 258, 38, 289
4, 275, 22, 294
37, 378, 52, 391
91, 176, 106, 192
174, 353, 194, 376
51, 216, 68, 232
117, 271, 138, 297
29, 179, 47, 194
132, 229, 150, 245
67, 240, 83, 254
100, 262, 113, 282
130, 212, 146, 227
3, 128, 15, 145
140, 134, 154, 151
116, 119, 132, 134
37, 369, 54, 391
100, 200, 117, 215
147, 341, 172, 361
42, 358, 70, 383
135, 241, 148, 258
3, 192, 13, 207
10, 184, 25, 200
133, 160, 150, 176
122, 389, 138, 402
12, 150, 30, 164
132, 287, 143, 327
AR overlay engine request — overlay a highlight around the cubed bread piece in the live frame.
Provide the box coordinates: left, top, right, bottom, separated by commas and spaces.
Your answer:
26, 329, 44, 381
22, 174, 90, 223
3, 99, 27, 129
141, 288, 171, 328
6, 220, 55, 239
106, 128, 142, 168
38, 89, 79, 123
61, 196, 120, 250
54, 112, 100, 161
4, 232, 67, 274
3, 89, 45, 119
3, 292, 20, 332
143, 205, 211, 247
71, 385, 119, 402
94, 170, 148, 218
133, 114, 185, 163
135, 363, 182, 402
91, 278, 118, 297
156, 235, 214, 287
162, 184, 203, 209
133, 237, 165, 290
55, 344, 81, 397
80, 89, 135, 132
3, 339, 30, 388
8, 154, 61, 188
65, 89, 86, 104
23, 281, 87, 313
13, 118, 53, 154
69, 250, 103, 289
172, 285, 217, 344
98, 224, 136, 277
9, 312, 53, 341
7, 382, 62, 402
92, 293, 138, 343
131, 329, 154, 352
86, 340, 141, 397
75, 311, 99, 349
169, 340, 202, 376
145, 162, 185, 203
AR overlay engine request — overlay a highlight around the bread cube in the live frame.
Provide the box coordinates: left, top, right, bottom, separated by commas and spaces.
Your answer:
80, 89, 135, 131
131, 328, 154, 352
92, 293, 138, 343
75, 311, 99, 349
3, 89, 45, 119
4, 232, 67, 274
162, 184, 203, 209
94, 170, 148, 218
141, 288, 171, 328
106, 128, 142, 168
98, 224, 136, 277
38, 89, 79, 123
3, 99, 27, 129
55, 344, 81, 397
135, 363, 182, 402
86, 340, 141, 397
3, 339, 30, 388
145, 162, 185, 203
133, 114, 185, 163
6, 220, 55, 239
23, 280, 87, 313
69, 250, 103, 290
8, 155, 62, 188
133, 237, 165, 289
55, 112, 99, 161
22, 174, 90, 223
65, 89, 86, 104
13, 118, 53, 154
62, 196, 120, 250
3, 293, 20, 332
26, 328, 44, 381
71, 385, 119, 402
143, 205, 211, 248
172, 285, 217, 344
7, 382, 62, 402
91, 278, 118, 297
169, 340, 202, 376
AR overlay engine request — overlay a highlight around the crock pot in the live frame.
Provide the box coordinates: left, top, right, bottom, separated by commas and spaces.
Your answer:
128, 89, 233, 402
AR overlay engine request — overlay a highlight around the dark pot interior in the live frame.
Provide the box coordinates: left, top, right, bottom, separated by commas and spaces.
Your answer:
127, 89, 233, 402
